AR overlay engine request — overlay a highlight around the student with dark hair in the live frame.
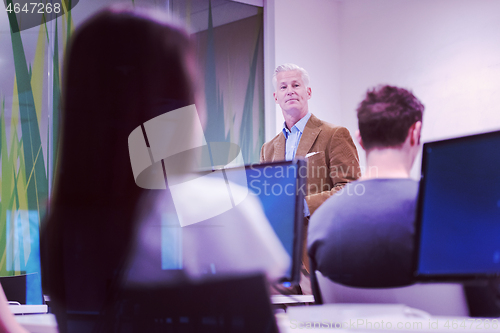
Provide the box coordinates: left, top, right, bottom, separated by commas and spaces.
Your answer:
308, 85, 424, 288
42, 9, 198, 330
42, 6, 288, 333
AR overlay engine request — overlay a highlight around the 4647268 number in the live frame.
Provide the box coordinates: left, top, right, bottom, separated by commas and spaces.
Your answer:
444, 319, 499, 330
5, 2, 61, 14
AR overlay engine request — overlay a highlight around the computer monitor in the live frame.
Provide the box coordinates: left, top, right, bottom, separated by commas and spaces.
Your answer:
1, 208, 45, 313
138, 159, 306, 286
233, 159, 306, 285
414, 130, 500, 281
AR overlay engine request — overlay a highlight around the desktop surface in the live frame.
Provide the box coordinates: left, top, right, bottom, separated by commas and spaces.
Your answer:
15, 313, 58, 333
281, 304, 499, 332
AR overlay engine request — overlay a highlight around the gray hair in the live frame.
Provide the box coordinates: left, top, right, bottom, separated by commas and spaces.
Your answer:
272, 63, 310, 90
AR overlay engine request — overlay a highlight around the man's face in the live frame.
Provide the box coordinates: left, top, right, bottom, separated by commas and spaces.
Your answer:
274, 70, 311, 118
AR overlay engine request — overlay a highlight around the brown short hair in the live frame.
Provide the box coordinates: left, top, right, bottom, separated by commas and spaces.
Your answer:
357, 85, 424, 150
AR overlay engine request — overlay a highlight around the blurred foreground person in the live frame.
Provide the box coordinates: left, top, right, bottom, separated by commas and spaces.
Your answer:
42, 6, 288, 333
0, 286, 29, 333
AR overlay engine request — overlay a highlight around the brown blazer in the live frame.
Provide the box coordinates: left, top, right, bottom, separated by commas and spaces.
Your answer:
260, 113, 361, 216
260, 114, 360, 274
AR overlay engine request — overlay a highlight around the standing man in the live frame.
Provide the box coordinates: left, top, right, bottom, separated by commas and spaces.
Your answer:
261, 63, 360, 215
260, 64, 360, 293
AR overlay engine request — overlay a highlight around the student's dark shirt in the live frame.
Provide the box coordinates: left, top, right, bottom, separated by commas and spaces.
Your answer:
308, 179, 419, 288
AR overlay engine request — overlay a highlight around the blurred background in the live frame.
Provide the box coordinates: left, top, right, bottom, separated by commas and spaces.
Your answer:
2, 0, 500, 304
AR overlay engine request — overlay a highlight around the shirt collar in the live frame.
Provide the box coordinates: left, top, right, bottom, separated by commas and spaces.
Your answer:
282, 112, 312, 138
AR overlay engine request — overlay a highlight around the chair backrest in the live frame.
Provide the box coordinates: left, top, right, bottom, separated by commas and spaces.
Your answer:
315, 271, 469, 316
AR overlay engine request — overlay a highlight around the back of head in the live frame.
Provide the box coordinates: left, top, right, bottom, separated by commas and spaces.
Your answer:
357, 85, 424, 151
56, 5, 196, 210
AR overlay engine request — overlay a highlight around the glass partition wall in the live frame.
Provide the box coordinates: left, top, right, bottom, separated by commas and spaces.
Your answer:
0, 0, 264, 304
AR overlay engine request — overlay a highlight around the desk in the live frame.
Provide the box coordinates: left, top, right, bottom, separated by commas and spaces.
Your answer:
15, 314, 58, 333
278, 304, 500, 332
17, 303, 500, 333
9, 304, 48, 315
272, 295, 315, 304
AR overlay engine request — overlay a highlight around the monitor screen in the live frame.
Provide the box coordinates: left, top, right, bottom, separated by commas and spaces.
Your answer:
142, 159, 306, 286
1, 209, 44, 306
248, 159, 305, 285
414, 130, 500, 280
224, 159, 306, 285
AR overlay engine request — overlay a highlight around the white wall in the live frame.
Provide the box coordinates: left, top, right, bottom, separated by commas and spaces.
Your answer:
266, 0, 500, 177
265, 0, 342, 140
339, 0, 500, 177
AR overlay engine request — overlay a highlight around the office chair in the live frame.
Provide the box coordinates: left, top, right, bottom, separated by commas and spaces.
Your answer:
314, 271, 469, 316
95, 273, 279, 333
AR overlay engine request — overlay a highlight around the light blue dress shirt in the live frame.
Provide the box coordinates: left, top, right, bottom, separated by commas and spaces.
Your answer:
282, 112, 312, 217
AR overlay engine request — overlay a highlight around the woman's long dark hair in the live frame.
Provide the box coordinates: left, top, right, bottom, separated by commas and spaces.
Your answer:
42, 6, 197, 332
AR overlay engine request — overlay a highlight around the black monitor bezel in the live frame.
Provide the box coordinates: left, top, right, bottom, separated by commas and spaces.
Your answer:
413, 129, 500, 282
243, 159, 306, 286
